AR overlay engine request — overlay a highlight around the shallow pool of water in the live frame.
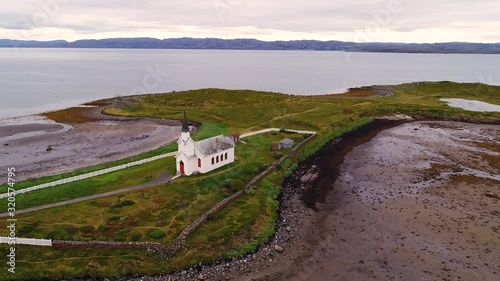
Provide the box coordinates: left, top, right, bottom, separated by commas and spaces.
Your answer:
441, 98, 500, 112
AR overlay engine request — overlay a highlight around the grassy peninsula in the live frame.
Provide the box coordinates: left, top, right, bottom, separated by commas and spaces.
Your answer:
0, 82, 498, 280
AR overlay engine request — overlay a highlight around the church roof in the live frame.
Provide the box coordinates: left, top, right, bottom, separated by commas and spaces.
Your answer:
182, 111, 189, 133
195, 135, 234, 157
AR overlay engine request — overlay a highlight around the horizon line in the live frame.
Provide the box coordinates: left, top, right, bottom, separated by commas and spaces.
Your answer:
3, 37, 500, 45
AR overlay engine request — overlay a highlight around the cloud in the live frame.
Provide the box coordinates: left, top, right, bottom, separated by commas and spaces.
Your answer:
1, 0, 499, 43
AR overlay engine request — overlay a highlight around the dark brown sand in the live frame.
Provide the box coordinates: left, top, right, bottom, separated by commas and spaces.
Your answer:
0, 113, 181, 182
76, 120, 498, 281
0, 123, 64, 138
236, 121, 499, 281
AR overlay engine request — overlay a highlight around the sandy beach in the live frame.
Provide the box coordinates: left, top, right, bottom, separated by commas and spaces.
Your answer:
0, 109, 182, 182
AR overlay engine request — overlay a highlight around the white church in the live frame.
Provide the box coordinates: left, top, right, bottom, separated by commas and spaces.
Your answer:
176, 112, 235, 176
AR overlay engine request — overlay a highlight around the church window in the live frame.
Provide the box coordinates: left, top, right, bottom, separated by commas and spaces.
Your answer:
216, 156, 219, 163
211, 157, 214, 165
198, 158, 202, 168
225, 153, 228, 160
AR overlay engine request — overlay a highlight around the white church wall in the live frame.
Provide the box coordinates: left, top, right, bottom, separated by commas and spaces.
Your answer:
178, 113, 236, 176
199, 155, 212, 174
198, 147, 235, 174
176, 154, 198, 176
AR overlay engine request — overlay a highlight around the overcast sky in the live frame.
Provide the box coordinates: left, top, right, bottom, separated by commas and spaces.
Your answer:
2, 0, 500, 43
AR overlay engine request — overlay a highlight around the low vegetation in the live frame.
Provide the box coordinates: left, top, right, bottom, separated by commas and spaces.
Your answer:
0, 131, 304, 280
0, 82, 498, 280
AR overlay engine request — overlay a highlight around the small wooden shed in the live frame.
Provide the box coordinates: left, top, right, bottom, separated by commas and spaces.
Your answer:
280, 138, 294, 149
271, 141, 281, 151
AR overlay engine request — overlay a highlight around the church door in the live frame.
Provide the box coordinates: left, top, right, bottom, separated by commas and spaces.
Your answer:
180, 161, 185, 174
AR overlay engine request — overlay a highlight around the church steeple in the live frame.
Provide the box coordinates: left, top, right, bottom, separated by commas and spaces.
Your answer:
182, 111, 189, 133
178, 111, 194, 157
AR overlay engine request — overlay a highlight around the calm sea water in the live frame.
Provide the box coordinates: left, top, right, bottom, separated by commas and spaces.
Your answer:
1, 48, 499, 118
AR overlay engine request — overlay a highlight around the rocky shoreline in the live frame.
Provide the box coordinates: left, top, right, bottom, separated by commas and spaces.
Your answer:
69, 118, 498, 281
70, 119, 405, 281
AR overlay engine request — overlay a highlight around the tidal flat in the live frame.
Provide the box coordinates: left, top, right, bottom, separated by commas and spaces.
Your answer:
237, 121, 499, 281
0, 106, 181, 182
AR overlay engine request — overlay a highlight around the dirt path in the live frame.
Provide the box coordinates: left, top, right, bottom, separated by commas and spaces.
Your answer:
246, 108, 319, 131
0, 172, 171, 217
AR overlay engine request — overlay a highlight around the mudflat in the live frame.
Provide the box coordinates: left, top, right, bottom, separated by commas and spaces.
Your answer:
0, 113, 181, 182
288, 121, 499, 281
233, 121, 499, 281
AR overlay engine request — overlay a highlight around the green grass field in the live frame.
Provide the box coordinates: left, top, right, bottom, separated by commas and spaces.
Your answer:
0, 122, 226, 194
0, 131, 304, 280
0, 143, 177, 193
0, 82, 498, 280
105, 83, 500, 135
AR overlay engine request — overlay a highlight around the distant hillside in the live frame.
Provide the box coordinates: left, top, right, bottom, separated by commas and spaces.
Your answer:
1, 38, 500, 54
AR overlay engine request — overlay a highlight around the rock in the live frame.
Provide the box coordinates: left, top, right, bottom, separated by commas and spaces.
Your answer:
485, 192, 499, 200
274, 245, 284, 253
198, 274, 206, 280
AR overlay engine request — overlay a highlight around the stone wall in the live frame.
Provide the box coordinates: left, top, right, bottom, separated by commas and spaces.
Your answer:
53, 240, 170, 257
49, 133, 316, 258
167, 190, 245, 255
166, 134, 316, 256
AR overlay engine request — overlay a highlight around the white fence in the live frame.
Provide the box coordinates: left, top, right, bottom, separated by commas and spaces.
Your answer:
0, 236, 52, 246
0, 127, 316, 199
0, 151, 177, 199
